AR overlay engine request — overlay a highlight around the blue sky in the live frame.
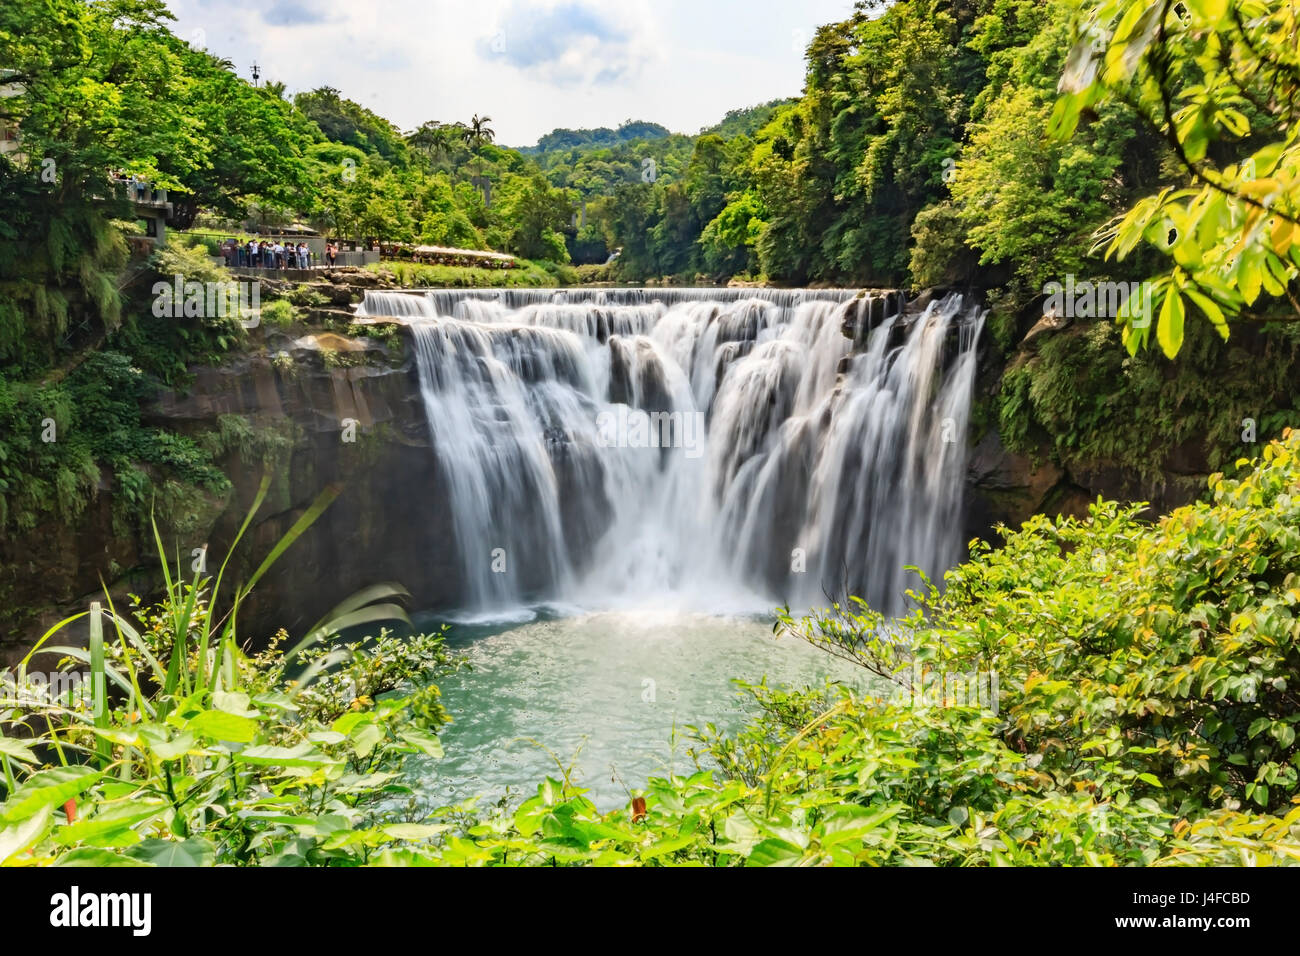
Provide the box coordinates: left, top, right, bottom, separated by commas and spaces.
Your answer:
165, 0, 859, 145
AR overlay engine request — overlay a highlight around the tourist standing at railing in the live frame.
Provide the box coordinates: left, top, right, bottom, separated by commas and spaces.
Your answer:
248, 238, 259, 267
326, 241, 337, 269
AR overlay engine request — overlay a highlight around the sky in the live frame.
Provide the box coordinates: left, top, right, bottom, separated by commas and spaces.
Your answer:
164, 0, 859, 146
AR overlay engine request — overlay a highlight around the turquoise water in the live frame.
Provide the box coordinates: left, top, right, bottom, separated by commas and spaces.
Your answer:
409, 608, 872, 811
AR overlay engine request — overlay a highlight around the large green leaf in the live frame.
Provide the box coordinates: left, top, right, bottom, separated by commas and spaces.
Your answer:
0, 734, 38, 765
0, 766, 102, 824
127, 837, 216, 867
233, 744, 336, 768
52, 847, 150, 867
744, 837, 806, 867
185, 709, 259, 744
0, 806, 53, 863
53, 801, 165, 846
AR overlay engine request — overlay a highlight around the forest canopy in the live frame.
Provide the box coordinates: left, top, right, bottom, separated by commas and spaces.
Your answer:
4, 0, 1299, 358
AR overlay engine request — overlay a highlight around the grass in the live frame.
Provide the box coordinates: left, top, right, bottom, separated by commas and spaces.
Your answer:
0, 476, 461, 866
370, 258, 581, 288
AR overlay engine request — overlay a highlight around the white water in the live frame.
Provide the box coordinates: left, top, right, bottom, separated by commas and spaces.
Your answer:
357, 288, 984, 618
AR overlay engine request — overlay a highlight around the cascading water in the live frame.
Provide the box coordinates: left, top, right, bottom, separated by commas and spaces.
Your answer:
357, 288, 985, 618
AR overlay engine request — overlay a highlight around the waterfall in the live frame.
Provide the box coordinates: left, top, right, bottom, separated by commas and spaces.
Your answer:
357, 288, 985, 617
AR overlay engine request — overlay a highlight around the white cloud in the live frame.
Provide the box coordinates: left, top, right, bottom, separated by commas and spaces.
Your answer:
164, 0, 857, 145
479, 1, 660, 88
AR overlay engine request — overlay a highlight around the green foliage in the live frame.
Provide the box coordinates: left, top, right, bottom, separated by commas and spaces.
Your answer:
162, 47, 315, 226
921, 431, 1300, 823
0, 179, 130, 374
527, 120, 672, 154
0, 484, 463, 866
374, 259, 573, 289
938, 0, 1150, 301
907, 202, 979, 288
1054, 0, 1300, 356
0, 350, 228, 534
700, 100, 798, 140
296, 86, 410, 165
1000, 318, 1300, 479
107, 242, 244, 385
260, 299, 294, 328
489, 174, 572, 262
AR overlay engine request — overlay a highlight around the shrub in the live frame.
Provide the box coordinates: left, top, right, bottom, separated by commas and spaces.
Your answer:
0, 480, 462, 866
259, 298, 295, 328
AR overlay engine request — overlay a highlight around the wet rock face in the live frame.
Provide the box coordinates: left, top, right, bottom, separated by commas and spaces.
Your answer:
187, 348, 464, 643
1, 336, 463, 666
962, 425, 1209, 546
963, 428, 1068, 542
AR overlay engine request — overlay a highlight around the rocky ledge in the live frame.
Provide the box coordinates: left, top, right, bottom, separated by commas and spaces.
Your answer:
0, 322, 462, 669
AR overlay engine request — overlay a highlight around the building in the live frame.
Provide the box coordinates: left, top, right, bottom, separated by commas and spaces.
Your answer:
111, 174, 173, 245
0, 70, 24, 161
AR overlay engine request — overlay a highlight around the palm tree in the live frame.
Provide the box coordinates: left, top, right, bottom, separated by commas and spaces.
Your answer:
406, 121, 456, 170
406, 121, 442, 181
462, 114, 495, 200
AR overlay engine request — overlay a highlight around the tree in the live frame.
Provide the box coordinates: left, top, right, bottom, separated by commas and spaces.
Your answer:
940, 0, 1149, 299
463, 114, 496, 196
162, 43, 315, 228
684, 134, 729, 227
295, 86, 409, 165
492, 173, 571, 261
406, 121, 465, 175
0, 0, 197, 370
1054, 0, 1300, 356
700, 190, 764, 276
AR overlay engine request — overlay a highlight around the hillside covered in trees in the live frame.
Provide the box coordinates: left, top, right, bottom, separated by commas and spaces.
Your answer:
7, 0, 1297, 334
